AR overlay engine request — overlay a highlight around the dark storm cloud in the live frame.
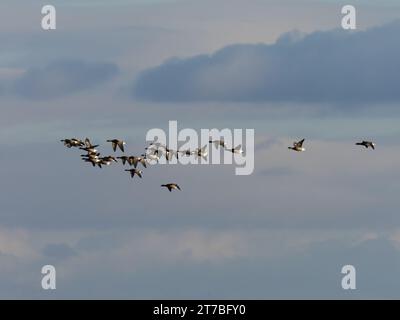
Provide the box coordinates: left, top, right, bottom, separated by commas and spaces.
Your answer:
13, 60, 118, 99
133, 21, 400, 105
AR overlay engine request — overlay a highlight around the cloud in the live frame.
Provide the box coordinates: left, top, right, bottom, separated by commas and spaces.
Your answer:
12, 60, 118, 99
133, 21, 400, 105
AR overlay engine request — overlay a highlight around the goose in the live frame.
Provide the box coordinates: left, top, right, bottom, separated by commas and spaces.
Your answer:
161, 183, 181, 192
117, 156, 129, 165
61, 138, 84, 148
145, 146, 162, 158
107, 139, 126, 152
101, 156, 118, 163
84, 138, 98, 149
193, 145, 208, 160
178, 149, 192, 157
81, 153, 100, 160
125, 168, 143, 178
159, 146, 177, 161
209, 138, 226, 149
356, 140, 375, 150
80, 138, 99, 153
83, 157, 102, 168
128, 156, 147, 168
141, 153, 159, 163
79, 146, 99, 153
288, 139, 306, 152
226, 144, 243, 154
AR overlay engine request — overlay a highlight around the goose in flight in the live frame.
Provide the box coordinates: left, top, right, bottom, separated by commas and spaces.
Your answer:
79, 145, 99, 153
80, 138, 99, 153
161, 183, 181, 192
226, 144, 243, 154
81, 152, 100, 160
288, 139, 306, 152
178, 149, 192, 157
125, 168, 143, 178
159, 146, 177, 161
100, 156, 118, 165
128, 156, 147, 168
117, 156, 129, 165
83, 157, 103, 168
356, 140, 375, 150
107, 139, 126, 152
145, 146, 162, 158
141, 153, 159, 163
61, 138, 84, 148
209, 138, 227, 149
84, 138, 98, 148
193, 145, 208, 160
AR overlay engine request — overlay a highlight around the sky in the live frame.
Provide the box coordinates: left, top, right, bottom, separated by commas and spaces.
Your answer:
1, 0, 400, 299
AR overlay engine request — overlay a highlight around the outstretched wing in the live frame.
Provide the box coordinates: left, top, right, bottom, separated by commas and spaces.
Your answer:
118, 141, 125, 152
297, 139, 305, 148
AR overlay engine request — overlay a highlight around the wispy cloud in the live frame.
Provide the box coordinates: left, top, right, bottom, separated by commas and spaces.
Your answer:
10, 60, 118, 100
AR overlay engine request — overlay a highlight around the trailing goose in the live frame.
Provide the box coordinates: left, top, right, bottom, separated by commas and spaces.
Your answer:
356, 140, 375, 150
107, 139, 126, 152
161, 183, 181, 192
125, 168, 143, 178
288, 139, 306, 152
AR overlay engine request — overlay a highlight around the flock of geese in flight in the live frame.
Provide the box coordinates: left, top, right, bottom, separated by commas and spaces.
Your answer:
61, 137, 375, 192
60, 137, 245, 192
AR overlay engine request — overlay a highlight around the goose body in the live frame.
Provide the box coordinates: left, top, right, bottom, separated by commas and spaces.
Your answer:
161, 183, 181, 192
